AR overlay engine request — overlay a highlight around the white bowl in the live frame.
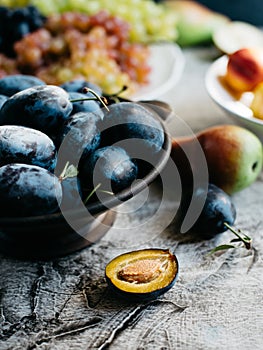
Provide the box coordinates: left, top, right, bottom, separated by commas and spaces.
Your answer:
205, 55, 263, 141
131, 42, 185, 101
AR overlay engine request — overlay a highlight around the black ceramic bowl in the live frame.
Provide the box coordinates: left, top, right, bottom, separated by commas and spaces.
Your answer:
0, 101, 172, 260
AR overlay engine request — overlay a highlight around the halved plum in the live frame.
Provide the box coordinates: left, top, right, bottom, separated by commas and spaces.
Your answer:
105, 249, 179, 301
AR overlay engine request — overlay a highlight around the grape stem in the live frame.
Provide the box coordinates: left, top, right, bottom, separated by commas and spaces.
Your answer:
224, 222, 252, 250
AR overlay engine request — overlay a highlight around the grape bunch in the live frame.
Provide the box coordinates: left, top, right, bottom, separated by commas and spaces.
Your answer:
8, 11, 151, 95
0, 5, 46, 57
2, 0, 178, 43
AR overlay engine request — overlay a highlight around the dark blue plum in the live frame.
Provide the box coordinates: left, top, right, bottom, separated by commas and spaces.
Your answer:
0, 85, 73, 136
55, 111, 101, 167
100, 102, 165, 157
80, 146, 138, 194
60, 79, 102, 95
0, 94, 7, 109
0, 74, 46, 96
60, 175, 83, 211
0, 125, 57, 171
69, 91, 102, 116
176, 183, 236, 239
0, 163, 62, 217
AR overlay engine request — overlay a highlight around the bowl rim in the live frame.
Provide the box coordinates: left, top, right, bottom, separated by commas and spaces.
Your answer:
0, 106, 172, 226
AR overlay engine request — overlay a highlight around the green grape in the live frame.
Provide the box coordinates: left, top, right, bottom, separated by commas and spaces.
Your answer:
0, 0, 29, 6
67, 0, 101, 14
0, 1, 172, 95
30, 0, 62, 14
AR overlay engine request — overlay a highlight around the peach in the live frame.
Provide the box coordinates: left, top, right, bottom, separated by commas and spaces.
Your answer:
225, 47, 263, 92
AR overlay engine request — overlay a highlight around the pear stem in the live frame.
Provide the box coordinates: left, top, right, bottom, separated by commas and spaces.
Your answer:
224, 222, 252, 250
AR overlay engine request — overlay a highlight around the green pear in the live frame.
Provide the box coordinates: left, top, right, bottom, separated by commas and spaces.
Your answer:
165, 0, 229, 46
171, 124, 263, 194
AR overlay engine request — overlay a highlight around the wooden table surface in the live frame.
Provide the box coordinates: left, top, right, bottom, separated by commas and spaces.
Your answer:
1, 47, 263, 350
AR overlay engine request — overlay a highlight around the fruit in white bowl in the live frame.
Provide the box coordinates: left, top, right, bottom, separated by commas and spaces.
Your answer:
225, 47, 263, 92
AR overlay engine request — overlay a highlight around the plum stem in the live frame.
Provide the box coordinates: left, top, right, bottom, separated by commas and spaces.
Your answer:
208, 222, 252, 255
83, 87, 109, 111
224, 222, 252, 250
84, 183, 102, 204
70, 88, 109, 111
83, 184, 114, 205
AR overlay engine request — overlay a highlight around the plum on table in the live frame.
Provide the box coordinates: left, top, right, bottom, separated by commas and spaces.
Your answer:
175, 183, 252, 252
105, 249, 179, 301
176, 183, 236, 239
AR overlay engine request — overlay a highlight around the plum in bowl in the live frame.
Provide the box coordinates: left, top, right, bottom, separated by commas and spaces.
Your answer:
0, 80, 172, 259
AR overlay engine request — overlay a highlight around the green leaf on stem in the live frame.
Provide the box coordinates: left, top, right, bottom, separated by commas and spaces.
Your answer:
208, 244, 236, 255
84, 183, 102, 204
59, 161, 78, 182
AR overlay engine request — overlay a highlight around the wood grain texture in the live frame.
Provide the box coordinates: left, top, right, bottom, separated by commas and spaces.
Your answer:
1, 47, 263, 350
